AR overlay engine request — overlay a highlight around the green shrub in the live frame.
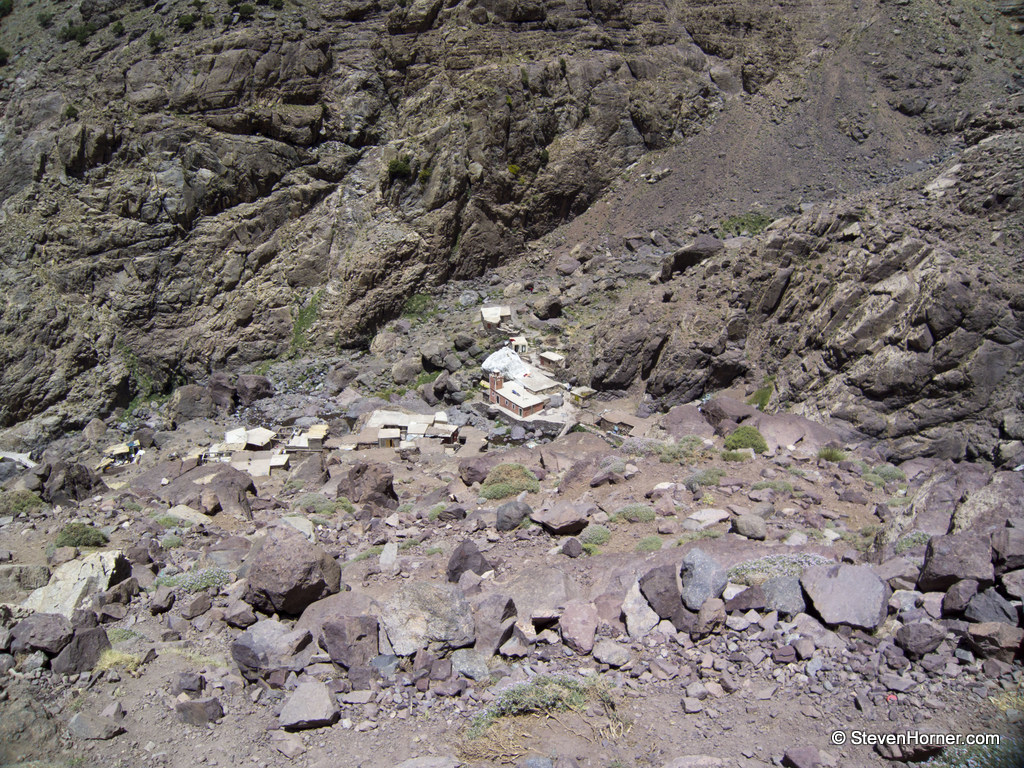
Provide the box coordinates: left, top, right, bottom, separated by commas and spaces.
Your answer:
746, 387, 772, 411
64, 104, 79, 120
893, 530, 930, 555
388, 156, 412, 180
425, 546, 443, 556
294, 493, 342, 515
349, 545, 383, 562
270, 0, 283, 7
922, 736, 1024, 768
507, 163, 521, 177
721, 450, 748, 462
289, 290, 320, 355
480, 463, 539, 499
656, 436, 705, 463
676, 529, 723, 546
0, 0, 12, 18
612, 504, 655, 523
147, 30, 164, 50
37, 11, 54, 27
237, 3, 255, 18
161, 534, 183, 549
817, 446, 847, 462
177, 12, 197, 30
417, 166, 432, 183
579, 524, 610, 546
111, 20, 125, 35
0, 490, 44, 516
60, 22, 98, 45
0, 46, 8, 66
427, 504, 445, 521
636, 536, 662, 552
724, 425, 767, 454
55, 523, 109, 548
719, 212, 772, 237
202, 12, 215, 27
401, 292, 435, 318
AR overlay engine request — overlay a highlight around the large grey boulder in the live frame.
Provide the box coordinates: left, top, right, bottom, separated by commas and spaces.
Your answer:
639, 564, 691, 630
321, 616, 378, 669
679, 549, 727, 611
446, 539, 491, 583
230, 619, 314, 682
242, 528, 341, 616
10, 613, 73, 655
495, 501, 531, 532
470, 593, 517, 655
23, 551, 130, 618
761, 576, 806, 616
917, 532, 994, 592
895, 622, 946, 659
379, 582, 475, 656
559, 600, 598, 654
623, 581, 660, 639
279, 680, 339, 730
51, 627, 111, 675
800, 563, 889, 630
531, 502, 591, 535
964, 588, 1017, 624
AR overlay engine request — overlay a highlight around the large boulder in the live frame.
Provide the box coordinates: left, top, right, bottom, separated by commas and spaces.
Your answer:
23, 551, 130, 618
895, 621, 946, 660
991, 529, 1024, 575
296, 591, 377, 639
917, 532, 994, 592
559, 601, 598, 654
495, 501, 531, 532
330, 462, 397, 510
531, 502, 591, 535
800, 563, 889, 630
279, 680, 339, 730
51, 627, 111, 675
679, 549, 727, 611
470, 593, 517, 655
230, 619, 314, 682
242, 528, 342, 616
379, 582, 475, 656
446, 540, 491, 583
321, 616, 379, 669
661, 405, 715, 439
639, 564, 691, 630
37, 462, 104, 505
169, 384, 216, 422
10, 613, 73, 655
157, 463, 257, 519
235, 374, 275, 405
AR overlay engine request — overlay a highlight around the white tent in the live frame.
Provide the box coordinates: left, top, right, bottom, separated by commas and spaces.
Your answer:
481, 347, 531, 380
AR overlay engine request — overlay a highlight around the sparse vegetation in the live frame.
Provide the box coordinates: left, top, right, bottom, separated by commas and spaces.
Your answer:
860, 463, 906, 487
728, 553, 833, 585
612, 504, 656, 523
636, 535, 663, 552
719, 211, 773, 237
290, 291, 321, 355
177, 12, 197, 30
0, 0, 12, 18
817, 446, 847, 462
293, 492, 349, 515
111, 20, 125, 35
147, 30, 164, 51
921, 735, 1024, 768
154, 567, 231, 593
55, 523, 109, 548
893, 530, 931, 555
746, 386, 772, 411
0, 46, 8, 66
751, 480, 794, 494
579, 523, 611, 546
721, 449, 749, 462
656, 435, 706, 463
425, 546, 444, 556
724, 425, 768, 454
418, 166, 432, 183
466, 676, 614, 740
350, 545, 384, 562
37, 10, 54, 28
237, 2, 256, 19
480, 463, 540, 499
388, 156, 412, 180
0, 489, 44, 516
839, 524, 881, 554
676, 529, 723, 546
401, 293, 436, 319
107, 628, 146, 644
684, 467, 725, 491
60, 22, 98, 45
428, 503, 446, 521
96, 649, 143, 673
161, 534, 183, 549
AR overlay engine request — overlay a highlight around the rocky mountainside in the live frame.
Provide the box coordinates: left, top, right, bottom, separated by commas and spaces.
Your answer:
1, 0, 1022, 448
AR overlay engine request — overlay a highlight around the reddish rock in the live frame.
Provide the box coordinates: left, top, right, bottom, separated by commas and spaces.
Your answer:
242, 527, 342, 616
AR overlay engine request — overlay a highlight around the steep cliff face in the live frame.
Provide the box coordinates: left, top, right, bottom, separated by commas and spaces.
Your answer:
568, 96, 1024, 464
0, 0, 1021, 442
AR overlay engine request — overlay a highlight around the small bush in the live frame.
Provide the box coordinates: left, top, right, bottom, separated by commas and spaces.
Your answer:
893, 531, 931, 555
147, 30, 164, 50
399, 539, 419, 551
388, 156, 412, 180
724, 425, 768, 454
721, 450, 748, 462
684, 468, 724, 491
111, 20, 125, 35
295, 493, 342, 515
817, 446, 847, 463
96, 649, 143, 672
751, 480, 794, 494
427, 504, 446, 521
612, 504, 655, 523
425, 546, 444, 556
418, 166, 432, 183
657, 436, 706, 463
237, 2, 255, 18
579, 523, 610, 546
467, 676, 604, 739
676, 529, 723, 546
0, 0, 12, 18
401, 292, 434, 318
0, 46, 8, 66
480, 464, 539, 500
106, 628, 146, 644
37, 11, 54, 28
177, 12, 197, 30
746, 387, 772, 411
202, 12, 215, 27
720, 212, 773, 237
161, 534, 183, 549
636, 536, 662, 553
350, 545, 384, 562
507, 163, 521, 177
59, 22, 98, 45
0, 490, 44, 516
154, 568, 231, 593
270, 0, 283, 7
55, 523, 109, 548
64, 104, 79, 120
728, 553, 833, 585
